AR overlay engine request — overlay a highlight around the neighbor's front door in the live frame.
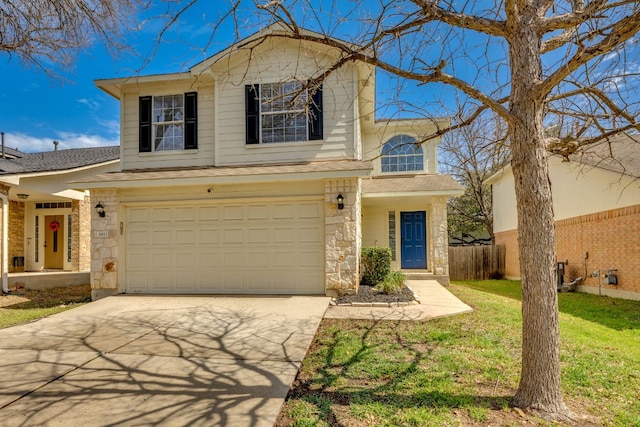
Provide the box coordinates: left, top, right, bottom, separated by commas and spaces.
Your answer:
45, 215, 64, 269
400, 211, 427, 269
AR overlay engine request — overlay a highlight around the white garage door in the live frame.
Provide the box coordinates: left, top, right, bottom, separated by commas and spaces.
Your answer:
124, 200, 324, 294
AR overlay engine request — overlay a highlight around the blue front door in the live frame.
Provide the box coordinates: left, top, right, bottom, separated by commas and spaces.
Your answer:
401, 211, 427, 269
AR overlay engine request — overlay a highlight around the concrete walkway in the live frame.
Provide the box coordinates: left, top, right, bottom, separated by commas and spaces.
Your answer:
325, 280, 473, 320
0, 295, 330, 427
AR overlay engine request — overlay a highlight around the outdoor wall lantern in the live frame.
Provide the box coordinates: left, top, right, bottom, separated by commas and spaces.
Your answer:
95, 202, 106, 218
16, 194, 28, 200
337, 193, 344, 210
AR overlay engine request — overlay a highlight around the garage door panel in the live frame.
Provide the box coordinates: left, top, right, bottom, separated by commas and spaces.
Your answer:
199, 206, 220, 221
273, 204, 295, 219
175, 230, 195, 245
299, 202, 322, 218
223, 229, 244, 244
175, 207, 195, 221
125, 201, 324, 294
199, 229, 219, 244
129, 231, 148, 245
223, 205, 244, 220
151, 230, 172, 245
151, 208, 172, 222
248, 204, 269, 220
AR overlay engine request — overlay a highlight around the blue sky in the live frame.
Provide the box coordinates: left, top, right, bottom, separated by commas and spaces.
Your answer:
0, 1, 489, 153
0, 2, 257, 153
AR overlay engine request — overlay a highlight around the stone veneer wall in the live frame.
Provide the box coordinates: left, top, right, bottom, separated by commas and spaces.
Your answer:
90, 189, 120, 300
430, 197, 449, 277
8, 200, 25, 273
324, 178, 361, 297
71, 196, 92, 271
0, 185, 11, 273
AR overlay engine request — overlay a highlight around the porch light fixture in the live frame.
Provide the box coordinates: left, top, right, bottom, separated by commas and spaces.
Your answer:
337, 193, 344, 210
95, 202, 106, 218
16, 194, 28, 200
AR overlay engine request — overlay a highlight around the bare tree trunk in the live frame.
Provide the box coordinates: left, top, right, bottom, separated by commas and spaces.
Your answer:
508, 8, 572, 420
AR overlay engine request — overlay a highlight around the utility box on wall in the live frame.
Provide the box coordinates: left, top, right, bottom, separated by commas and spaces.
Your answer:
604, 270, 618, 285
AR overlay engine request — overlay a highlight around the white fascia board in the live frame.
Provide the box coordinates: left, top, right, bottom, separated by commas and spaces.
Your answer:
0, 176, 21, 186
362, 189, 465, 198
52, 189, 86, 201
75, 169, 372, 190
484, 164, 512, 185
95, 73, 193, 99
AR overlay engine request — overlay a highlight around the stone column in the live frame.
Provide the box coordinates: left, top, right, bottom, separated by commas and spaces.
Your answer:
324, 178, 361, 297
430, 196, 449, 276
90, 189, 120, 300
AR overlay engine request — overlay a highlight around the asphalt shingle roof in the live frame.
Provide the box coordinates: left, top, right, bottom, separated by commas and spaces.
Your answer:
0, 146, 120, 175
362, 174, 464, 194
568, 134, 640, 178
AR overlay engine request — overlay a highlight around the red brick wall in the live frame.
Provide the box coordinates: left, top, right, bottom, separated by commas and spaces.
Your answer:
495, 229, 520, 279
495, 204, 640, 297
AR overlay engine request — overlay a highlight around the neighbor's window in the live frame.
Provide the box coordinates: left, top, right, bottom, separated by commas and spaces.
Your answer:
381, 135, 424, 172
139, 92, 197, 152
245, 82, 323, 144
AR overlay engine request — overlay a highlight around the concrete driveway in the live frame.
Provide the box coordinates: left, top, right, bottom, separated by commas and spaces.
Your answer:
0, 295, 330, 426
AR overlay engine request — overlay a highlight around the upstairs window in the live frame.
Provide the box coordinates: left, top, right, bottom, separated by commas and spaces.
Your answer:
245, 82, 323, 144
139, 92, 197, 152
381, 135, 424, 172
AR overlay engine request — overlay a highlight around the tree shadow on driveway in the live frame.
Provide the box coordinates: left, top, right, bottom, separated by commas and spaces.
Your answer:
0, 296, 328, 426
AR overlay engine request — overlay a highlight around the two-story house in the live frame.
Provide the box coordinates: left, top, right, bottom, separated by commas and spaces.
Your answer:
74, 25, 463, 300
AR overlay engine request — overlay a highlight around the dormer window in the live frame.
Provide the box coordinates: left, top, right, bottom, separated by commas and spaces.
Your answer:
245, 82, 323, 144
139, 92, 198, 152
381, 135, 424, 172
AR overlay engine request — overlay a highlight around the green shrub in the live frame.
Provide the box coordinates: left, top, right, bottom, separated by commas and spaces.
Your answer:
360, 247, 392, 286
375, 270, 406, 294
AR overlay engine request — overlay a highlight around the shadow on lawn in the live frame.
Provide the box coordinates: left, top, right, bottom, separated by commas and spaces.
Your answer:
280, 318, 512, 426
456, 281, 640, 331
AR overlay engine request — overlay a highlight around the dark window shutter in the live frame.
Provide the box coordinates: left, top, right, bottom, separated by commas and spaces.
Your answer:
308, 84, 323, 140
184, 92, 198, 150
245, 85, 260, 144
139, 96, 152, 152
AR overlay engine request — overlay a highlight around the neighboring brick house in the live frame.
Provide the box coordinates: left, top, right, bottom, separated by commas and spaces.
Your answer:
72, 24, 463, 300
0, 146, 120, 291
486, 134, 640, 300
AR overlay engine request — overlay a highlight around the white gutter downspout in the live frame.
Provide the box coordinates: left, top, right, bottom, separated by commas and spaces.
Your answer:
1, 193, 8, 294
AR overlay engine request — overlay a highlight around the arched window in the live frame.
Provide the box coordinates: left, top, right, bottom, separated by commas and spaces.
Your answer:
381, 135, 424, 172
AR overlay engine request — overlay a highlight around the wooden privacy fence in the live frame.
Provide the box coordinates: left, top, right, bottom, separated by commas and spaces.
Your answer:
448, 245, 506, 281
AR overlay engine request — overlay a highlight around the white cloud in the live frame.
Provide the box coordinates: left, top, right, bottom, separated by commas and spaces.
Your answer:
78, 98, 101, 111
2, 131, 119, 153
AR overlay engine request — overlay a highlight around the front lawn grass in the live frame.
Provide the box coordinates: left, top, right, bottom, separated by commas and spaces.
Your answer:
277, 280, 640, 426
0, 285, 91, 329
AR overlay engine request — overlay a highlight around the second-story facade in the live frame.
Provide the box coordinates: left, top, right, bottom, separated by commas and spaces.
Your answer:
76, 24, 463, 299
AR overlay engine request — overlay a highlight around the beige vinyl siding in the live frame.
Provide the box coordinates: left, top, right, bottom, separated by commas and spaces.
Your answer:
213, 38, 357, 166
491, 156, 640, 234
362, 124, 442, 175
120, 80, 215, 171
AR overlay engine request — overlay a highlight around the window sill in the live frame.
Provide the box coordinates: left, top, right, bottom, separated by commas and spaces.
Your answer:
138, 149, 199, 156
245, 141, 324, 149
380, 170, 425, 175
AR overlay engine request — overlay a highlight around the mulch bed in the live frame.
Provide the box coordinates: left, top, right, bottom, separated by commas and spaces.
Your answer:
333, 283, 417, 305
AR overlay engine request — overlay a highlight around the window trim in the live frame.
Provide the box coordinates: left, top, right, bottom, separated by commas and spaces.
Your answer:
245, 82, 323, 145
381, 134, 424, 173
139, 92, 197, 152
